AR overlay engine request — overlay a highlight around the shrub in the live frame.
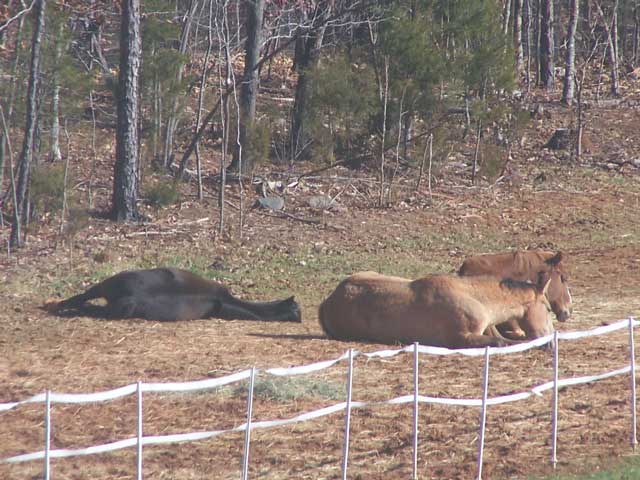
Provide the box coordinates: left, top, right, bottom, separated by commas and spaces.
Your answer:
30, 164, 67, 213
144, 180, 179, 208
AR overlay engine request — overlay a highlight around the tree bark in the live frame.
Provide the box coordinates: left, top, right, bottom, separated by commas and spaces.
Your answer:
523, 0, 532, 89
503, 0, 512, 36
514, 0, 524, 71
540, 0, 555, 90
112, 0, 141, 221
562, 0, 579, 104
10, 0, 46, 248
634, 4, 639, 65
229, 0, 264, 174
50, 20, 64, 162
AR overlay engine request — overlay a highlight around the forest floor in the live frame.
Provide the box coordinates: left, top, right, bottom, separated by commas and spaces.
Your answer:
2, 78, 640, 479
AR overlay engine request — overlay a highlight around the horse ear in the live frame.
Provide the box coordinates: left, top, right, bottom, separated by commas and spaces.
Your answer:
546, 252, 563, 267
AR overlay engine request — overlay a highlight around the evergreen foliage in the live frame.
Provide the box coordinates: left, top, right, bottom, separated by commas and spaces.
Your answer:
306, 54, 377, 165
144, 180, 180, 208
30, 163, 67, 213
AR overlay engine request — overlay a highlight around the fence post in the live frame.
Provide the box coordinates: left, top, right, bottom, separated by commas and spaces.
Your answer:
44, 390, 51, 480
341, 348, 354, 480
242, 367, 257, 480
551, 330, 559, 469
412, 342, 419, 480
137, 381, 143, 480
629, 317, 637, 450
476, 347, 491, 480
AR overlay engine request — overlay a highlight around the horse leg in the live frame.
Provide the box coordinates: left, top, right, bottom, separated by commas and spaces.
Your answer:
52, 284, 104, 312
497, 320, 527, 340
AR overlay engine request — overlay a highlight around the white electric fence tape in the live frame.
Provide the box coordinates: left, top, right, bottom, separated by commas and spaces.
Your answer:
2, 318, 639, 467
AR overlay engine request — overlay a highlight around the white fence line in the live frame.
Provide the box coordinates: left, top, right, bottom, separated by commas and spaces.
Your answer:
1, 317, 638, 480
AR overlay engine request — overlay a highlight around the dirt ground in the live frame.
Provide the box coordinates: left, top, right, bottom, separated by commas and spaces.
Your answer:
2, 91, 640, 478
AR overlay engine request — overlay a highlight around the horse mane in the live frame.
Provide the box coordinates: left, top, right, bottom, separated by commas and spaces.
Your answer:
500, 278, 536, 291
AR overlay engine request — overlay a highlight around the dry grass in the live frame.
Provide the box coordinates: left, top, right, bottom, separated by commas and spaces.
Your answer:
2, 90, 640, 479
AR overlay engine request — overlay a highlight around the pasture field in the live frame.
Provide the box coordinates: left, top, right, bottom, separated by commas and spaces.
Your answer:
2, 102, 640, 478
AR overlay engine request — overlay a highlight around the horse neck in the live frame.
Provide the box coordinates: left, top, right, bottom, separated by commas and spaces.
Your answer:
484, 301, 529, 327
470, 283, 535, 326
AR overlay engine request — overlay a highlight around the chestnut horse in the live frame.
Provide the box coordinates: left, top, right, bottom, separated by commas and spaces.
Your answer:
50, 268, 301, 322
318, 271, 554, 349
458, 251, 571, 339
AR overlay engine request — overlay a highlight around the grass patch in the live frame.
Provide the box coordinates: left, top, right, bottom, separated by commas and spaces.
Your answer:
537, 456, 640, 479
230, 376, 344, 402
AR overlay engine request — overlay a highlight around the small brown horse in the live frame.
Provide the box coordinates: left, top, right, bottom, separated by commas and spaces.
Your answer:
458, 250, 572, 339
318, 271, 554, 349
49, 268, 301, 322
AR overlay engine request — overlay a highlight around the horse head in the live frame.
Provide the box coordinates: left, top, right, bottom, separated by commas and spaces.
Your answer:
520, 276, 555, 338
539, 252, 572, 322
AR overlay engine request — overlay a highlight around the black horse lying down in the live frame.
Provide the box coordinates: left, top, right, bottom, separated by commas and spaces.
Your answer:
50, 267, 302, 322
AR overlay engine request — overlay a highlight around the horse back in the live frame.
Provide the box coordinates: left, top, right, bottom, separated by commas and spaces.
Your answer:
99, 268, 230, 302
458, 250, 559, 280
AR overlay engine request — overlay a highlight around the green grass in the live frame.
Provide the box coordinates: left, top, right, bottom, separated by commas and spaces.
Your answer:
536, 456, 640, 479
232, 376, 345, 402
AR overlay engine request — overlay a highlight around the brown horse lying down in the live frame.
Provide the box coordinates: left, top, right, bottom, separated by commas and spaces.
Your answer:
49, 268, 301, 322
318, 271, 554, 349
458, 250, 571, 339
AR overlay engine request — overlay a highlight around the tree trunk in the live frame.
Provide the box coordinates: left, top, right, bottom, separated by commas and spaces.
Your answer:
290, 2, 331, 162
514, 0, 524, 71
503, 0, 512, 36
10, 0, 46, 248
112, 0, 141, 221
594, 0, 620, 96
229, 0, 264, 174
540, 0, 555, 90
524, 0, 532, 89
378, 57, 388, 207
562, 0, 579, 104
50, 20, 64, 162
634, 4, 639, 66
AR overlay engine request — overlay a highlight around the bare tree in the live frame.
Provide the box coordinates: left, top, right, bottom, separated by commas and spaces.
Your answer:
50, 19, 64, 162
112, 0, 141, 221
540, 0, 555, 90
634, 3, 639, 65
523, 0, 532, 90
191, 0, 216, 200
378, 56, 388, 207
1, 1, 28, 202
162, 0, 200, 170
562, 0, 579, 104
502, 0, 512, 36
594, 0, 620, 96
10, 0, 46, 248
229, 0, 264, 174
514, 0, 524, 71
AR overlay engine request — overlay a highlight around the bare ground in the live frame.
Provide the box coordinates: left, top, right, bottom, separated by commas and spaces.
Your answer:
1, 90, 640, 479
